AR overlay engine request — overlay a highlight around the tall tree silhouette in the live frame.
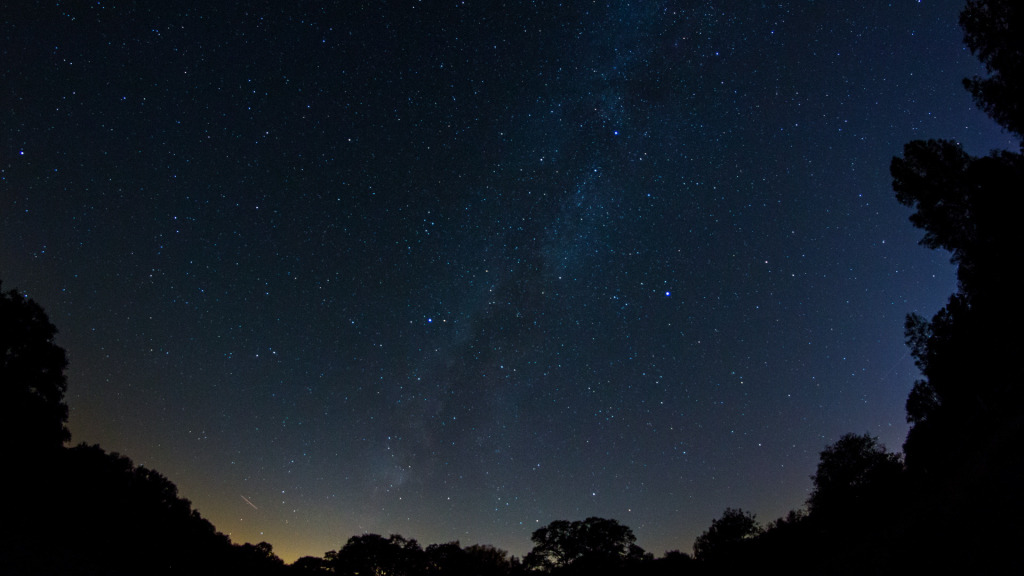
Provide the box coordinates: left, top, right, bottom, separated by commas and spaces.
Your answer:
0, 282, 70, 457
889, 1, 1024, 572
890, 1, 1024, 478
0, 284, 289, 575
961, 0, 1024, 139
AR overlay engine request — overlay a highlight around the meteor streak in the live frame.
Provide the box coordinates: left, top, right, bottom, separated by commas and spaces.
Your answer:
240, 495, 258, 510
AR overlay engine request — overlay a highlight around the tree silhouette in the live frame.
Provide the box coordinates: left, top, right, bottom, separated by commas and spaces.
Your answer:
524, 517, 644, 574
961, 0, 1024, 139
424, 542, 521, 576
807, 432, 903, 517
890, 2, 1024, 478
326, 534, 426, 576
463, 543, 520, 576
5, 442, 295, 575
887, 1, 1024, 573
233, 541, 285, 573
424, 542, 470, 576
644, 550, 694, 576
891, 141, 1024, 490
292, 555, 330, 573
692, 508, 760, 566
0, 284, 289, 574
0, 282, 71, 456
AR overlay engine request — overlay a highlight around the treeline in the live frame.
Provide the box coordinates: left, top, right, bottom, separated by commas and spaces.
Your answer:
4, 443, 286, 575
3, 1, 1023, 574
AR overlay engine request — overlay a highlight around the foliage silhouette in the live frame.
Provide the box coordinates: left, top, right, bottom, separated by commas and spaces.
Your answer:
524, 517, 647, 575
643, 550, 694, 576
4, 443, 288, 575
291, 555, 331, 574
0, 282, 71, 455
424, 542, 471, 576
325, 534, 427, 576
886, 1, 1024, 573
234, 541, 286, 573
808, 435, 906, 573
424, 542, 522, 576
807, 432, 903, 517
692, 508, 760, 567
0, 281, 287, 575
890, 1, 1024, 477
961, 0, 1024, 139
300, 532, 706, 576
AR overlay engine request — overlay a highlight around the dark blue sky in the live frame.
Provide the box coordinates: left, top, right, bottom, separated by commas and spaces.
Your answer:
1, 0, 1014, 562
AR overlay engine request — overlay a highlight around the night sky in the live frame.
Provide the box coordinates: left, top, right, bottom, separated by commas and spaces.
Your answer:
1, 0, 1015, 563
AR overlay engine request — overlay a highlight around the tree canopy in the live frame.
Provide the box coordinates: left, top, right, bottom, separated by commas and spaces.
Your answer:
961, 0, 1024, 139
524, 517, 644, 574
692, 508, 761, 565
325, 534, 426, 576
885, 1, 1024, 572
0, 282, 70, 456
807, 433, 903, 516
890, 0, 1024, 478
